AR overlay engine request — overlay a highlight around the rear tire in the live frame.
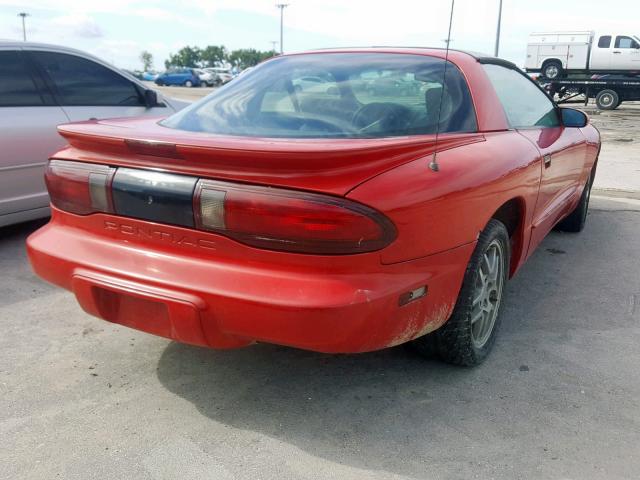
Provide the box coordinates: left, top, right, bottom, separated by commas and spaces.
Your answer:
411, 219, 510, 366
595, 89, 620, 110
542, 60, 563, 79
556, 170, 594, 233
184, 80, 193, 88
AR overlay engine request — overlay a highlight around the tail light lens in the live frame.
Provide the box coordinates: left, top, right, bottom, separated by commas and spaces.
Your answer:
45, 160, 396, 255
45, 160, 115, 215
194, 180, 396, 254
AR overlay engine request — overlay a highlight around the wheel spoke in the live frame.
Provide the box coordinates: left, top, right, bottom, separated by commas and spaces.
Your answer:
487, 247, 499, 281
473, 290, 484, 306
478, 268, 487, 285
491, 249, 499, 278
482, 252, 492, 277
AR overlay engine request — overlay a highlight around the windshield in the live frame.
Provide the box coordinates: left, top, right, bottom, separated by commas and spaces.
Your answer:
161, 53, 477, 139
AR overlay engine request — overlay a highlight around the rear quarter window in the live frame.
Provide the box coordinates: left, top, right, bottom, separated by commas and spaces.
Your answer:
31, 51, 143, 107
598, 36, 612, 48
483, 64, 560, 129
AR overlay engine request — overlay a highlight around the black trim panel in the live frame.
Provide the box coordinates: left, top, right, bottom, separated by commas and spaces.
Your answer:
477, 57, 519, 70
112, 169, 197, 228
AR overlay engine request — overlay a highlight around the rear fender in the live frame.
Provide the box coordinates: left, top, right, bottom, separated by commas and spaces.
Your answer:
347, 131, 541, 270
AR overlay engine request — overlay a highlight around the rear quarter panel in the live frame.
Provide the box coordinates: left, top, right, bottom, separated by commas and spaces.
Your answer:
348, 131, 542, 273
581, 124, 601, 173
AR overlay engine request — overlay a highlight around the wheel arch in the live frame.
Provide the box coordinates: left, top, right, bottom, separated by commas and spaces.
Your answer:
489, 197, 527, 278
541, 57, 564, 69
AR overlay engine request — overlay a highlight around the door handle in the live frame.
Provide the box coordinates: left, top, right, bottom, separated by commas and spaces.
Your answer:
543, 154, 552, 167
613, 51, 622, 54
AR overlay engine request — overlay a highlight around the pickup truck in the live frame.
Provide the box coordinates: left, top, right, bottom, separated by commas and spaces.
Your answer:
526, 31, 640, 79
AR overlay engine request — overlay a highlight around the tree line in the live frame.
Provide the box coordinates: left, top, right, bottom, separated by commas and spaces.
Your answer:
139, 46, 278, 72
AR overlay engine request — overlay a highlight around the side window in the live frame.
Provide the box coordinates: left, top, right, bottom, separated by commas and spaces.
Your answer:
31, 51, 143, 107
615, 36, 640, 49
483, 64, 560, 128
598, 36, 612, 48
0, 51, 44, 107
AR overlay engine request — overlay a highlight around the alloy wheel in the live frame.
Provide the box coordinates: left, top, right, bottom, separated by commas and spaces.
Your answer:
470, 239, 505, 349
545, 65, 559, 79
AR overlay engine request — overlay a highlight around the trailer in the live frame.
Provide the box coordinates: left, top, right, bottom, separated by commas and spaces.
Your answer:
539, 77, 640, 110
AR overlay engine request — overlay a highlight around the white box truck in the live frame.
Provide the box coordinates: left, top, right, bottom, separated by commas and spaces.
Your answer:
526, 31, 640, 79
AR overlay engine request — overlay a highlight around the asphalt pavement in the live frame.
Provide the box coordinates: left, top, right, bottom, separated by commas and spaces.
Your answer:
2, 195, 639, 480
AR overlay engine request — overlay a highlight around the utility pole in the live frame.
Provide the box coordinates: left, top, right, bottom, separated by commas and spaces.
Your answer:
270, 40, 278, 52
18, 12, 30, 42
275, 4, 289, 54
494, 0, 503, 57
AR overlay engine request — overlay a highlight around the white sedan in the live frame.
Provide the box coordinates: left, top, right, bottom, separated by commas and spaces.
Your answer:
0, 41, 188, 227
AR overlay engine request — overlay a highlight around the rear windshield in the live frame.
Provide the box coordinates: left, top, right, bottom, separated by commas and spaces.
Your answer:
161, 53, 477, 139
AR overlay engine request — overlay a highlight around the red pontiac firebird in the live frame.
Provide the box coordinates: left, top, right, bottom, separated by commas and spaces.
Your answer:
27, 48, 600, 366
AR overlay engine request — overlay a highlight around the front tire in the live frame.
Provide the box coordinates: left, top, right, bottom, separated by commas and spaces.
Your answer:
184, 80, 193, 88
556, 171, 594, 233
411, 219, 510, 366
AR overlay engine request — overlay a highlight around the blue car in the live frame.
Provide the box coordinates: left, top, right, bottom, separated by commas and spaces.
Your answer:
155, 68, 201, 87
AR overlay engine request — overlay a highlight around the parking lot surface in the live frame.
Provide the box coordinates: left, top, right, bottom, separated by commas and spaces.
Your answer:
2, 194, 639, 480
144, 81, 216, 102
584, 103, 640, 197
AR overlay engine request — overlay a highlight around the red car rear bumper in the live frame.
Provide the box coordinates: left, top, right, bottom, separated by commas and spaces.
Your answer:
27, 212, 474, 353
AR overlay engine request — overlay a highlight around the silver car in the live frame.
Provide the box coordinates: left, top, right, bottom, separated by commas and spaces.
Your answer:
0, 42, 188, 227
194, 68, 217, 87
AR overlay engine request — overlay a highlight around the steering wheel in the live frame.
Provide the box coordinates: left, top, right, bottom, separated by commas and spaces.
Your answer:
352, 102, 413, 134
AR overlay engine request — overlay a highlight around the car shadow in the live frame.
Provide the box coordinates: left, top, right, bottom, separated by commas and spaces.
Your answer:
156, 341, 475, 476
154, 207, 633, 477
0, 218, 56, 306
0, 217, 48, 239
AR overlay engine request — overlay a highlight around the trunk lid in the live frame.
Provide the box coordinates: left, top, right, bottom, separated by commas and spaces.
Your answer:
56, 116, 484, 196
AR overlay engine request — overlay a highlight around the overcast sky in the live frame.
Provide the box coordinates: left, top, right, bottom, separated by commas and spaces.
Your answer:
1, 0, 639, 70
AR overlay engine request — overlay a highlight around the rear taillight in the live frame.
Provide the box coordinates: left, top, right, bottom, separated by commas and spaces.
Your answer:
194, 180, 396, 254
45, 160, 115, 215
45, 160, 396, 255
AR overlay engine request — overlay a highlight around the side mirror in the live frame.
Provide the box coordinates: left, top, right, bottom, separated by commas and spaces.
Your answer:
561, 107, 588, 128
144, 89, 159, 108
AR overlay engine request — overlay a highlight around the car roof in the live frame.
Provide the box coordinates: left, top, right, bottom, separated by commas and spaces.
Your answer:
1, 40, 105, 62
281, 47, 519, 70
